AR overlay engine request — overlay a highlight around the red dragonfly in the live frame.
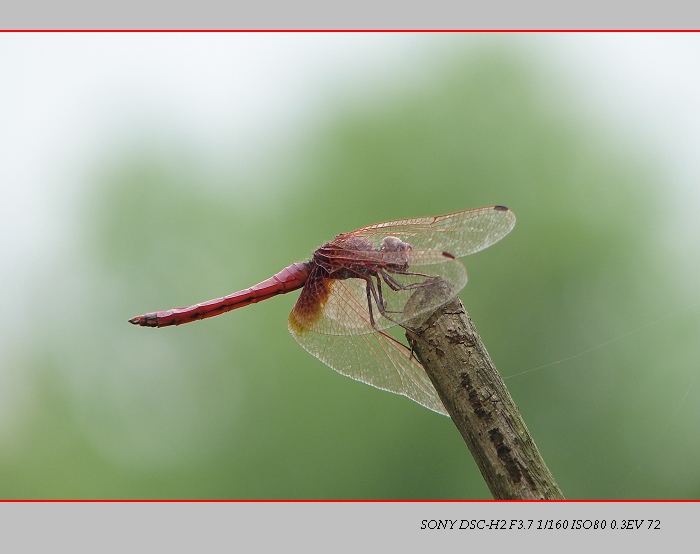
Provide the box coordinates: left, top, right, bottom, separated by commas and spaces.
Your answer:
129, 205, 515, 415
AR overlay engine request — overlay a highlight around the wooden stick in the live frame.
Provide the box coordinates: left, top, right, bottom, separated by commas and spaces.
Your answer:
406, 293, 564, 500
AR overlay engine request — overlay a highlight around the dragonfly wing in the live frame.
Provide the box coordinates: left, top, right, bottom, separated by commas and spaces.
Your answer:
288, 269, 377, 336
288, 321, 448, 416
288, 253, 467, 336
349, 205, 516, 258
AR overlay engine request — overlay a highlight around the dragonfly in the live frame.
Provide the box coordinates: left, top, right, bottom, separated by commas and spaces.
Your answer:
129, 205, 516, 415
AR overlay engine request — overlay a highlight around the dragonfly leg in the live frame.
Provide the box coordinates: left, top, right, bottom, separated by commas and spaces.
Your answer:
364, 279, 378, 328
362, 275, 436, 354
375, 273, 409, 316
391, 268, 434, 279
365, 275, 408, 329
377, 270, 454, 347
362, 274, 443, 349
375, 275, 388, 311
380, 269, 435, 293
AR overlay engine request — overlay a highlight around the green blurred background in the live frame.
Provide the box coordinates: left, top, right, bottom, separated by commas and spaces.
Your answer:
1, 33, 699, 499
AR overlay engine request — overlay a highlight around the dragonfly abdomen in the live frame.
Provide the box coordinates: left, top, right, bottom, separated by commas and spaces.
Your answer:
129, 262, 311, 327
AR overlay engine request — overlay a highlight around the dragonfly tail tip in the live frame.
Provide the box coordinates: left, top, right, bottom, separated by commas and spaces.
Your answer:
129, 316, 145, 326
129, 313, 161, 327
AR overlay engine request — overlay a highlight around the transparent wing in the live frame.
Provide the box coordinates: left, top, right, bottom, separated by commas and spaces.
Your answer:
288, 321, 448, 416
347, 205, 516, 258
288, 252, 467, 336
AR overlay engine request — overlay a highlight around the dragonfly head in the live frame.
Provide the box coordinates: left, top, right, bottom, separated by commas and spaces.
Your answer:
380, 236, 412, 270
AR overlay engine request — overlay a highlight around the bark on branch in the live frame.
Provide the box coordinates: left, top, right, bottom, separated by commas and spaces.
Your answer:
405, 292, 564, 500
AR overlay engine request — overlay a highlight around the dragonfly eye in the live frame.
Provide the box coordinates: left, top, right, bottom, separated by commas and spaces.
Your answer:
380, 236, 411, 253
380, 236, 412, 268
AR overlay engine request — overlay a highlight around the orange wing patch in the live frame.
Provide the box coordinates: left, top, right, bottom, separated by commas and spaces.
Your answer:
288, 273, 332, 335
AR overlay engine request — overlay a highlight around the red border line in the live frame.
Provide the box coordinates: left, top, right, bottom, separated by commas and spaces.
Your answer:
1, 29, 700, 32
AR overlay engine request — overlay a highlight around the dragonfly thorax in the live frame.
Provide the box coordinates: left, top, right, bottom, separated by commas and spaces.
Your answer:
312, 234, 413, 280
